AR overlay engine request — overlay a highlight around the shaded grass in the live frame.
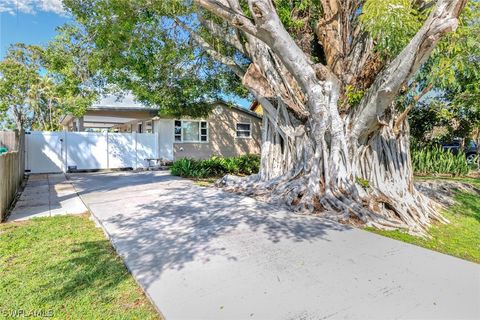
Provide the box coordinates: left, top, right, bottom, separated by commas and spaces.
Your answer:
0, 214, 160, 319
416, 175, 480, 188
192, 177, 218, 187
366, 177, 480, 263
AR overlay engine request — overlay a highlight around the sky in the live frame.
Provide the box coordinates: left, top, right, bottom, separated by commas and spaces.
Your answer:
0, 0, 71, 59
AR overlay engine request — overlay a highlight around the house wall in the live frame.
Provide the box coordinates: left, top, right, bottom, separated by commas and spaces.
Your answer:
251, 103, 263, 115
173, 105, 262, 160
61, 104, 262, 161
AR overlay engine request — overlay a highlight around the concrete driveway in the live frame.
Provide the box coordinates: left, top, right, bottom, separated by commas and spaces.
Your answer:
69, 171, 479, 320
8, 173, 88, 221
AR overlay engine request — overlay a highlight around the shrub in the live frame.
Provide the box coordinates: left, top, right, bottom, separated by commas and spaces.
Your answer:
412, 146, 470, 176
170, 154, 260, 178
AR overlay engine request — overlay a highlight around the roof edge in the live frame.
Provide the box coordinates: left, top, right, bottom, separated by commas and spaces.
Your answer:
213, 101, 262, 119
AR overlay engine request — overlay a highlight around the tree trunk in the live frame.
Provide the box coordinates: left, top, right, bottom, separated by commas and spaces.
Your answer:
198, 0, 466, 235
220, 89, 444, 235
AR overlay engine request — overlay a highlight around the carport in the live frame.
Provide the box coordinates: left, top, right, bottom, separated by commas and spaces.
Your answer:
25, 95, 162, 174
60, 95, 158, 132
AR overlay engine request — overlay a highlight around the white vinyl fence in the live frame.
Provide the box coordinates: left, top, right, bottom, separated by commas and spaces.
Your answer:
26, 131, 158, 173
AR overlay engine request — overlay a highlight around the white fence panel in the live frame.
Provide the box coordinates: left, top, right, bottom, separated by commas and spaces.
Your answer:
108, 133, 136, 169
25, 131, 158, 173
136, 133, 158, 168
26, 132, 65, 173
66, 132, 108, 170
157, 119, 174, 161
26, 131, 159, 173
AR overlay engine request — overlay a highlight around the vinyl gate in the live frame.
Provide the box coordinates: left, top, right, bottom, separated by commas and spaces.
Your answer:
26, 131, 158, 173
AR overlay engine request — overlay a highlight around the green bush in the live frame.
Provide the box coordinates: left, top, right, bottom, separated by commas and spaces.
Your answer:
170, 154, 260, 178
412, 146, 470, 176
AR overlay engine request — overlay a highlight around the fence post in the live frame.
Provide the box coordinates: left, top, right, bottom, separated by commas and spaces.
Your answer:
0, 155, 6, 220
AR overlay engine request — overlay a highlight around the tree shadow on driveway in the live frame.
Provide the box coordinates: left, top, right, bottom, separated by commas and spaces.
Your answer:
70, 171, 352, 290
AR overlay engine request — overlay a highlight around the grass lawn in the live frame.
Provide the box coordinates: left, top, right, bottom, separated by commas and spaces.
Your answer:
0, 214, 160, 319
366, 176, 480, 263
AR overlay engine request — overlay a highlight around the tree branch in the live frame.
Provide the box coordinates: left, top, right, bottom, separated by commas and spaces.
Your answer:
198, 15, 249, 56
393, 83, 433, 134
194, 0, 258, 35
351, 0, 467, 138
246, 0, 335, 105
315, 0, 344, 76
174, 18, 246, 78
198, 0, 331, 120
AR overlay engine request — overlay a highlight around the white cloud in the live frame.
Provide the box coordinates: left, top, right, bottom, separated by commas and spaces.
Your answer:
0, 0, 66, 15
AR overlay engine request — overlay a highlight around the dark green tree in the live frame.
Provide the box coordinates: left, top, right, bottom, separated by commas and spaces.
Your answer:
0, 26, 102, 131
408, 1, 479, 146
0, 44, 43, 130
63, 0, 250, 117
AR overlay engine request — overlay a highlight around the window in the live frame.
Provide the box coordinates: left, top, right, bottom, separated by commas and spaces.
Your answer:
200, 121, 208, 142
236, 123, 251, 138
174, 121, 182, 141
174, 120, 208, 142
145, 121, 153, 133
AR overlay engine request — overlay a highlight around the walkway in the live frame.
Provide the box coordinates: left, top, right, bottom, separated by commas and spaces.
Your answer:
69, 171, 479, 320
8, 174, 88, 221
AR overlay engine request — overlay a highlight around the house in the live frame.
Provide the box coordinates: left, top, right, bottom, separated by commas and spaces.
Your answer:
60, 94, 262, 161
249, 100, 263, 115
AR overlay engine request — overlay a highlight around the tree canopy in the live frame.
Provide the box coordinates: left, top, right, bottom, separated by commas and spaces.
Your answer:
0, 25, 101, 130
63, 0, 250, 118
0, 44, 45, 130
409, 0, 480, 145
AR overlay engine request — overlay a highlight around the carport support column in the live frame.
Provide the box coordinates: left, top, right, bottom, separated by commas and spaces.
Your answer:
76, 117, 85, 132
134, 132, 138, 170
106, 131, 110, 169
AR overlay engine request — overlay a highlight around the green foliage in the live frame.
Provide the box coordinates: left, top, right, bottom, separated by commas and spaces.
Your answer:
355, 177, 370, 189
361, 0, 422, 58
409, 100, 448, 145
274, 0, 320, 31
424, 1, 480, 91
410, 99, 479, 146
345, 85, 365, 107
409, 1, 480, 145
64, 0, 250, 118
43, 24, 101, 118
412, 146, 470, 176
0, 26, 100, 130
0, 44, 46, 129
171, 154, 260, 178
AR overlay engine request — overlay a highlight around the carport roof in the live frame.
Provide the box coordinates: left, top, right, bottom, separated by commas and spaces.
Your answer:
88, 94, 261, 119
60, 94, 158, 128
90, 94, 157, 112
61, 94, 261, 129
